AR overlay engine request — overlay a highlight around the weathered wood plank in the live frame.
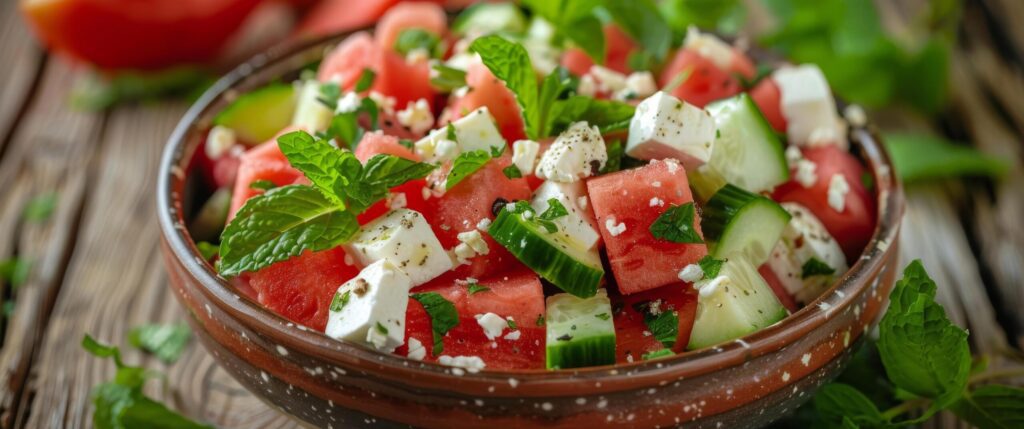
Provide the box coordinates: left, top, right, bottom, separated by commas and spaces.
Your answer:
0, 0, 45, 156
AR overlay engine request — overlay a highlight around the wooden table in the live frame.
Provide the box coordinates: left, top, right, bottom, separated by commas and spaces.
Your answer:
0, 1, 1020, 428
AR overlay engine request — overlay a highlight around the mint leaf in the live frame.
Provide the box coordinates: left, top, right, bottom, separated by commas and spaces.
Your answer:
602, 140, 624, 174
562, 14, 606, 65
801, 257, 836, 278
430, 64, 467, 92
466, 283, 490, 295
602, 0, 672, 61
218, 186, 359, 276
951, 385, 1024, 429
394, 29, 441, 58
330, 290, 351, 312
649, 203, 704, 244
249, 180, 276, 191
697, 255, 726, 279
522, 0, 605, 63
502, 164, 522, 179
23, 192, 58, 222
354, 68, 376, 93
632, 301, 679, 348
83, 335, 125, 368
813, 383, 888, 427
361, 154, 437, 190
641, 349, 674, 360
119, 396, 214, 429
276, 131, 359, 208
0, 258, 31, 289
195, 242, 219, 261
883, 133, 1009, 183
877, 260, 971, 413
127, 323, 192, 365
411, 292, 460, 355
318, 82, 341, 110
538, 198, 569, 221
446, 150, 491, 190
471, 36, 539, 139
659, 0, 745, 35
506, 318, 518, 330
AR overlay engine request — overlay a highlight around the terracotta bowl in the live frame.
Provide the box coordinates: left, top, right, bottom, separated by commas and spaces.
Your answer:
157, 31, 904, 428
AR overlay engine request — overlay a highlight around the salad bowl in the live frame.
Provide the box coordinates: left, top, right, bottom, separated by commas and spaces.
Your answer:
157, 28, 904, 429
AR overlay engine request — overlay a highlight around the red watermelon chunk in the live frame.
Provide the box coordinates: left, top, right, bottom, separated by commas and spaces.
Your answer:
248, 247, 360, 331
445, 61, 526, 143
354, 131, 421, 163
613, 284, 699, 363
586, 159, 708, 294
561, 24, 637, 76
374, 2, 447, 53
659, 48, 755, 108
229, 138, 308, 219
353, 132, 430, 224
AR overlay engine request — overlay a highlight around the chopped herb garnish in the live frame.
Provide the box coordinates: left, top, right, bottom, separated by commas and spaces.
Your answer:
429, 64, 468, 92
602, 140, 624, 174
249, 180, 276, 191
632, 301, 679, 349
330, 290, 351, 312
354, 68, 376, 93
698, 255, 727, 279
375, 322, 389, 335
649, 203, 704, 244
595, 312, 611, 321
411, 292, 459, 355
642, 349, 674, 361
446, 123, 458, 142
0, 258, 31, 289
398, 139, 414, 149
467, 283, 491, 295
801, 258, 837, 279
195, 241, 219, 261
507, 319, 518, 330
317, 82, 341, 109
538, 198, 569, 221
502, 164, 523, 179
24, 192, 58, 222
393, 29, 442, 58
127, 323, 192, 364
446, 149, 491, 190
536, 314, 546, 326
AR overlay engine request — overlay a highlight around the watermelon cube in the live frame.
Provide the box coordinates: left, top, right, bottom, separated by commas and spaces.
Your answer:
247, 247, 361, 331
586, 159, 708, 294
229, 139, 307, 219
613, 284, 699, 363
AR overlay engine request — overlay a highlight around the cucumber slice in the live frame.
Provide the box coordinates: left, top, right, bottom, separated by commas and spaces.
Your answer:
487, 202, 603, 298
189, 187, 231, 242
686, 166, 727, 204
545, 290, 616, 369
706, 93, 789, 193
701, 184, 791, 265
687, 256, 788, 350
452, 2, 527, 35
214, 83, 297, 144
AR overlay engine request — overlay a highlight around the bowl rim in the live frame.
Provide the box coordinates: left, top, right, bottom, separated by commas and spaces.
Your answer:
157, 29, 905, 394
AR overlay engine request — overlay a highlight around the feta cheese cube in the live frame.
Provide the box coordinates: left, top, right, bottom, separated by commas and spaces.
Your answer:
475, 312, 507, 340
626, 91, 716, 169
766, 203, 848, 304
683, 26, 737, 71
325, 259, 413, 352
205, 125, 236, 159
396, 98, 435, 135
772, 65, 848, 149
615, 71, 658, 101
511, 139, 541, 174
347, 209, 453, 285
827, 174, 850, 212
535, 121, 607, 183
453, 229, 489, 265
530, 181, 600, 249
291, 80, 333, 133
414, 107, 506, 162
589, 65, 628, 94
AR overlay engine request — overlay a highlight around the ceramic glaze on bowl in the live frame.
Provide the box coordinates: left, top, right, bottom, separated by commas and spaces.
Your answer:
157, 31, 904, 429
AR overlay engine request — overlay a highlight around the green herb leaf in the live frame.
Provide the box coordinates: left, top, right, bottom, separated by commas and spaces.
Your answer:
594, 312, 611, 321
82, 335, 125, 368
649, 203, 704, 244
641, 349, 674, 360
217, 185, 360, 277
522, 0, 605, 63
601, 140, 624, 174
446, 123, 458, 142
446, 150, 491, 190
813, 383, 888, 427
697, 255, 726, 279
602, 0, 672, 61
318, 82, 342, 110
430, 64, 468, 92
330, 290, 351, 312
538, 198, 569, 221
119, 395, 215, 429
632, 301, 679, 348
393, 29, 441, 58
536, 314, 546, 326
354, 68, 376, 93
276, 131, 359, 207
562, 14, 606, 65
502, 164, 523, 179
362, 154, 437, 190
471, 36, 539, 139
659, 0, 745, 36
951, 385, 1024, 429
128, 323, 192, 364
801, 257, 836, 279
375, 322, 389, 335
326, 112, 363, 148
0, 258, 31, 289
466, 283, 491, 295
411, 292, 460, 356
507, 318, 518, 330
249, 180, 276, 191
883, 133, 1009, 183
877, 260, 971, 414
23, 192, 58, 222
195, 242, 219, 261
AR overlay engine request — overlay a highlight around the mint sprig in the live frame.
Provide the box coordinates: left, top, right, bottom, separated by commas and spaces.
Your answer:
602, 0, 672, 62
632, 301, 679, 349
411, 292, 460, 356
649, 202, 704, 244
446, 150, 492, 191
127, 323, 192, 365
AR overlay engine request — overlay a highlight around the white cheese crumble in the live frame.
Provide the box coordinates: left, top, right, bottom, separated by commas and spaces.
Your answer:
589, 65, 628, 94
577, 196, 589, 210
503, 330, 521, 341
396, 98, 435, 135
535, 121, 607, 182
457, 230, 489, 255
785, 145, 803, 167
651, 181, 662, 188
844, 104, 867, 127
795, 159, 818, 188
827, 174, 850, 212
205, 125, 236, 159
695, 275, 731, 297
438, 355, 486, 373
512, 139, 541, 174
476, 218, 491, 231
577, 74, 598, 97
604, 217, 627, 237
615, 71, 658, 101
684, 26, 736, 71
649, 197, 665, 207
475, 313, 507, 340
677, 264, 704, 283
407, 337, 426, 361
336, 91, 362, 114
368, 91, 396, 114
388, 192, 407, 210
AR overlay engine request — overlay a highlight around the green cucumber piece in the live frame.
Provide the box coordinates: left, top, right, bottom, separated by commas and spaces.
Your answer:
687, 256, 788, 350
487, 203, 603, 298
687, 166, 727, 204
706, 93, 789, 193
189, 188, 231, 242
452, 2, 527, 35
214, 83, 297, 144
701, 184, 791, 265
545, 290, 616, 369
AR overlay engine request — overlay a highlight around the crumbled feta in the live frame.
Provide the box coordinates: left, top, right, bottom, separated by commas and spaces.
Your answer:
415, 107, 505, 162
651, 181, 662, 188
388, 192, 407, 210
503, 330, 521, 341
347, 209, 453, 286
844, 104, 867, 128
604, 217, 627, 237
531, 181, 601, 249
406, 337, 426, 361
649, 197, 665, 207
396, 98, 435, 135
438, 355, 486, 373
512, 139, 541, 174
475, 313, 507, 340
368, 91, 397, 114
577, 74, 598, 97
683, 26, 736, 71
696, 275, 731, 297
678, 264, 704, 283
615, 71, 658, 101
795, 159, 818, 188
476, 218, 491, 231
626, 92, 716, 169
336, 91, 362, 114
785, 145, 803, 167
589, 65, 628, 94
292, 80, 334, 132
454, 229, 489, 264
766, 203, 848, 304
535, 121, 607, 182
576, 196, 589, 210
772, 65, 848, 149
827, 174, 850, 212
205, 125, 236, 159
325, 260, 412, 352
405, 47, 430, 63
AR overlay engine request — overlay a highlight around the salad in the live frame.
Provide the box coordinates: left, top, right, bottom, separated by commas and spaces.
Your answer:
189, 2, 877, 373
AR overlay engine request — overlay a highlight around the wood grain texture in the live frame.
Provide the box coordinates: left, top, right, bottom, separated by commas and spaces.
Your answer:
0, 0, 44, 156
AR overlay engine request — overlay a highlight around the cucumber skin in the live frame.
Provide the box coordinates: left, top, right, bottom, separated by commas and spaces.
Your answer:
546, 335, 616, 369
700, 184, 791, 261
214, 83, 297, 144
706, 94, 789, 193
487, 209, 603, 298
